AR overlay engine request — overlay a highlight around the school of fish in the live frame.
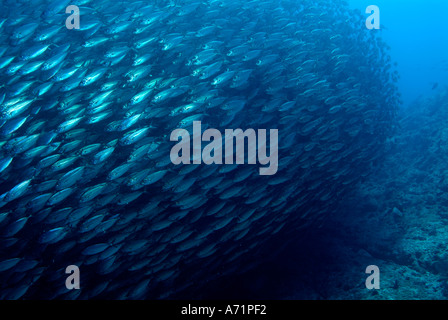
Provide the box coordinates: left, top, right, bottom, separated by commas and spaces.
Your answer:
0, 0, 400, 299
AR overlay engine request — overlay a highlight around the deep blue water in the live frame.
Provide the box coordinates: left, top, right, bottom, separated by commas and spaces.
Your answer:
349, 0, 448, 105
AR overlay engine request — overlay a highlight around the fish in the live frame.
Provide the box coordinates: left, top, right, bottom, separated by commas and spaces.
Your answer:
0, 0, 400, 300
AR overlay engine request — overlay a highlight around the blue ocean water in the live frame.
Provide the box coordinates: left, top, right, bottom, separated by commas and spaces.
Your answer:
348, 0, 448, 105
0, 0, 446, 301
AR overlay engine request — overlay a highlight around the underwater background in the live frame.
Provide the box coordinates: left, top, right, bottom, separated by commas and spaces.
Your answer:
0, 0, 447, 300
